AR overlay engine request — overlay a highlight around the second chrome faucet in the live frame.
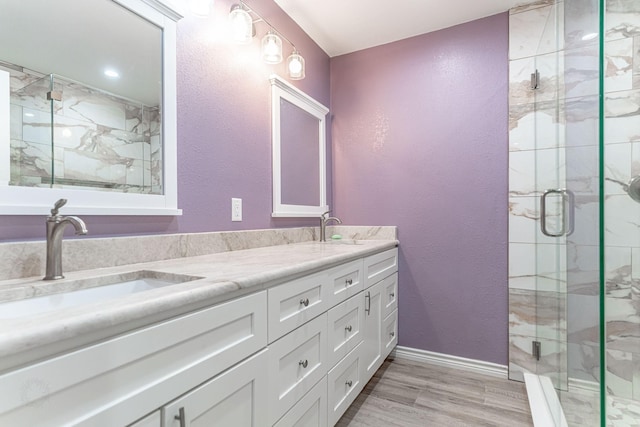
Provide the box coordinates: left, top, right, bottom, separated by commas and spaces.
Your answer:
320, 211, 341, 242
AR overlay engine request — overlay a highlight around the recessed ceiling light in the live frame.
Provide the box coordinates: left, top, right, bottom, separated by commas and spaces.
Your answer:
104, 68, 120, 78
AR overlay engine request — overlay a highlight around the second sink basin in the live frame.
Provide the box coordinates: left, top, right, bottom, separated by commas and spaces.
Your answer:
0, 270, 203, 319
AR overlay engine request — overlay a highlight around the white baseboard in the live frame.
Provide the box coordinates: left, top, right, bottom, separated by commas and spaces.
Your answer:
391, 345, 508, 379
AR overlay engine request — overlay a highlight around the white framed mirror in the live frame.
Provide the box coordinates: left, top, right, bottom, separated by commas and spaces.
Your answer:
270, 75, 329, 218
0, 0, 182, 215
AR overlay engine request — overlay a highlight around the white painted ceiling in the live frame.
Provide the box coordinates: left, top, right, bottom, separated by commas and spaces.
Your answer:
274, 0, 525, 57
0, 0, 161, 106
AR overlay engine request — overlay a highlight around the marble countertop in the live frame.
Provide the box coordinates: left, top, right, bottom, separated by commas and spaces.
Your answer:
0, 239, 397, 372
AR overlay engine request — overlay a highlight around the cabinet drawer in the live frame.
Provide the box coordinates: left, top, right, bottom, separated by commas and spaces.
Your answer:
327, 293, 364, 369
380, 272, 398, 319
327, 342, 364, 426
273, 376, 327, 427
163, 349, 268, 427
363, 248, 398, 288
268, 272, 330, 342
0, 291, 267, 427
326, 259, 364, 307
267, 313, 328, 425
382, 309, 398, 359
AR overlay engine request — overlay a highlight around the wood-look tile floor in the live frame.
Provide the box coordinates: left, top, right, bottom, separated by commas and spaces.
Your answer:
336, 357, 534, 427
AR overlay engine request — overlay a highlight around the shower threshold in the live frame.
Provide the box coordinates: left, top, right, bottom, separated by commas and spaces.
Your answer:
524, 372, 568, 427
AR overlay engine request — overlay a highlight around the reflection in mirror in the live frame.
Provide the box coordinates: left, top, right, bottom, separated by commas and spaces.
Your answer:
271, 75, 329, 218
280, 98, 320, 206
1, 0, 162, 194
0, 0, 181, 215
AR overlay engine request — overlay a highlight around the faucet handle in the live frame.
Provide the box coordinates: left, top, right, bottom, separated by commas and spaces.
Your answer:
50, 198, 67, 216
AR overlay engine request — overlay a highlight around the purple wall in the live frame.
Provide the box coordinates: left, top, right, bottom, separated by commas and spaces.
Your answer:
330, 13, 509, 364
0, 0, 330, 241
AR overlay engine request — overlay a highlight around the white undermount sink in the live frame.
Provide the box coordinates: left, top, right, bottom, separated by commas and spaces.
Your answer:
0, 271, 202, 319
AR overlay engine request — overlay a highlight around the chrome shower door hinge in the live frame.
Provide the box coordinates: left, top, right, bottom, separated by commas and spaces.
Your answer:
530, 70, 540, 90
532, 340, 541, 361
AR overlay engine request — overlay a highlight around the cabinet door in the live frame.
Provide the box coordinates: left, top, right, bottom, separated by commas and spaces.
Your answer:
327, 293, 365, 369
273, 377, 327, 427
361, 280, 384, 382
380, 272, 398, 320
382, 309, 398, 359
163, 349, 267, 427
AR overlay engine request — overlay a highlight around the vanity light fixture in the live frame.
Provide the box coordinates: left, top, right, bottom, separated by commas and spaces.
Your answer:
229, 1, 306, 79
287, 50, 305, 80
262, 31, 283, 64
189, 0, 212, 17
229, 3, 253, 43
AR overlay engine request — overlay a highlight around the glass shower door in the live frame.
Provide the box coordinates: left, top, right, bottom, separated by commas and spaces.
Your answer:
533, 0, 602, 425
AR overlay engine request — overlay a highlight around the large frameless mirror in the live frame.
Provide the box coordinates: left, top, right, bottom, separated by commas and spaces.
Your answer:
270, 75, 329, 217
0, 0, 182, 215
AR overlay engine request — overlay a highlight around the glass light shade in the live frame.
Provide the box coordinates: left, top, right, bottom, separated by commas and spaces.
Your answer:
189, 0, 211, 17
287, 51, 305, 80
262, 31, 283, 64
229, 4, 253, 44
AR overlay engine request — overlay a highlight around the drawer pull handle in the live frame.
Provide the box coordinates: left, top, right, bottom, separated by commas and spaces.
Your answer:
365, 291, 371, 315
345, 325, 352, 332
174, 407, 186, 427
345, 278, 353, 286
299, 359, 309, 368
346, 380, 353, 387
300, 298, 310, 307
390, 331, 395, 337
390, 292, 395, 297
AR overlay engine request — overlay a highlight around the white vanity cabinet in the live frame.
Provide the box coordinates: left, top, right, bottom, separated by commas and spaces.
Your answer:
1, 245, 398, 427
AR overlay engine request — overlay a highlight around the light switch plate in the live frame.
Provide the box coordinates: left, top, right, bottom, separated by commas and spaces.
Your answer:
232, 198, 242, 221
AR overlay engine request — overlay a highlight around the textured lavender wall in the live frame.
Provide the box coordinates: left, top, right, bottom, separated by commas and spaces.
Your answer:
330, 13, 509, 364
0, 0, 330, 241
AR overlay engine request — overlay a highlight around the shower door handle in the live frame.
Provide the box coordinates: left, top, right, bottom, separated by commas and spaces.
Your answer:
540, 189, 575, 237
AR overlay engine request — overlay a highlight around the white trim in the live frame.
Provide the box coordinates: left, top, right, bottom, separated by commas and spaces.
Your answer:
391, 345, 508, 379
524, 373, 568, 427
0, 0, 182, 216
270, 75, 329, 218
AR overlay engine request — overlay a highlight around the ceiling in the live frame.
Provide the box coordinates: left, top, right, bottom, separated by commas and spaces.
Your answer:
274, 0, 525, 57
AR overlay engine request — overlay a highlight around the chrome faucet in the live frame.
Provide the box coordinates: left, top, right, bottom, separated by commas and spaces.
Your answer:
320, 211, 342, 242
44, 199, 88, 280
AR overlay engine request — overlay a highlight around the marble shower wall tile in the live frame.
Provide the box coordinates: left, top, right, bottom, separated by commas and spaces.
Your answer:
605, 194, 640, 247
510, 288, 567, 340
509, 333, 568, 389
327, 226, 398, 241
567, 244, 600, 295
509, 196, 538, 243
606, 0, 640, 42
510, 53, 564, 106
607, 246, 635, 298
510, 0, 557, 16
509, 242, 567, 292
608, 348, 634, 399
564, 45, 600, 99
509, 2, 565, 61
606, 37, 635, 92
605, 89, 640, 144
568, 341, 600, 382
509, 147, 566, 196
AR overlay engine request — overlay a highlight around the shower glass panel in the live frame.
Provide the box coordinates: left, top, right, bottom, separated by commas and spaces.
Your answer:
532, 0, 602, 425
8, 68, 161, 194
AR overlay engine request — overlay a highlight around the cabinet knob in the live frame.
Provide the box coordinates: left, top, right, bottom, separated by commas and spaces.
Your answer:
390, 331, 395, 337
345, 325, 352, 332
300, 298, 310, 307
345, 278, 353, 286
299, 359, 309, 368
345, 380, 353, 387
390, 292, 395, 297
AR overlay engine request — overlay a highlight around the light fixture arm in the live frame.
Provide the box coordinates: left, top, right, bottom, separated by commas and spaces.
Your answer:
239, 1, 297, 50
